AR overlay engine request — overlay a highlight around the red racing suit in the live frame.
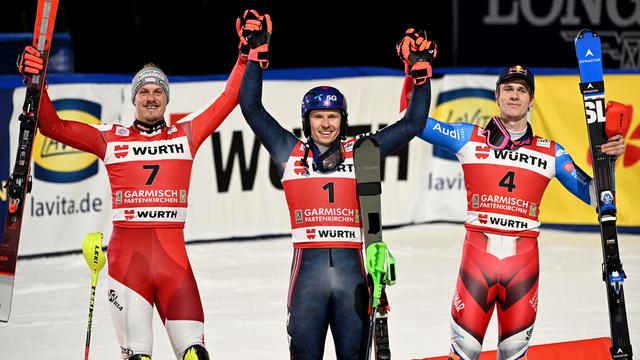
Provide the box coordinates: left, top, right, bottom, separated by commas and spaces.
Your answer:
37, 56, 247, 358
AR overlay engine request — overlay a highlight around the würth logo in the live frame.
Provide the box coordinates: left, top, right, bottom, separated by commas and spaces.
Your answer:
306, 228, 316, 240
478, 214, 488, 224
475, 145, 490, 160
294, 160, 309, 176
114, 145, 129, 158
136, 210, 179, 219
132, 143, 185, 156
124, 209, 135, 220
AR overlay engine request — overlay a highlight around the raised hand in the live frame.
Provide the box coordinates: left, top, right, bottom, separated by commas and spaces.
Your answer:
241, 10, 272, 69
236, 9, 264, 58
17, 45, 44, 76
396, 28, 437, 85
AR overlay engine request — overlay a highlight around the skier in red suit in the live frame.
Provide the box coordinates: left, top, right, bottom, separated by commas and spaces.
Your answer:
411, 65, 626, 360
16, 12, 265, 360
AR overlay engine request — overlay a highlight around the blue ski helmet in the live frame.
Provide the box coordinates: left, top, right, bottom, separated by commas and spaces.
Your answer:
301, 86, 348, 139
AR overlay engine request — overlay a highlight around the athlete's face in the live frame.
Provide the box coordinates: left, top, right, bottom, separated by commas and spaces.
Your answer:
495, 79, 534, 126
309, 109, 341, 146
134, 84, 167, 124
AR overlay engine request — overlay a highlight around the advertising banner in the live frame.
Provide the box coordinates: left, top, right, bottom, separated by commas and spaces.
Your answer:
1, 70, 638, 256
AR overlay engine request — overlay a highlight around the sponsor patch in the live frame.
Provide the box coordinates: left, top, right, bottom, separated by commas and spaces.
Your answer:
306, 228, 316, 240
124, 209, 135, 220
536, 138, 551, 148
116, 127, 129, 136
563, 162, 575, 173
478, 213, 488, 224
529, 203, 537, 216
475, 145, 490, 160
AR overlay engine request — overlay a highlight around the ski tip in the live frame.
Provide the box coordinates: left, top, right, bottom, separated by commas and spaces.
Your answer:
575, 28, 599, 40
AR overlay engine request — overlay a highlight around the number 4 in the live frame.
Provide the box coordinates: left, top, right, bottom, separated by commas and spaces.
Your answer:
499, 171, 516, 192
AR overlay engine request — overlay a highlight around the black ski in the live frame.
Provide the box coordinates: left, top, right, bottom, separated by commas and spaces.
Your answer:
575, 29, 633, 360
0, 0, 59, 323
354, 137, 393, 360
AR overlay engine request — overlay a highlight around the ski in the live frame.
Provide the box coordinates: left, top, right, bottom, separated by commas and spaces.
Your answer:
0, 0, 60, 323
354, 137, 393, 360
575, 29, 633, 359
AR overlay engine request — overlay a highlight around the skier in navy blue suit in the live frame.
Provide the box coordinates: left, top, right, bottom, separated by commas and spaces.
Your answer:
239, 18, 436, 360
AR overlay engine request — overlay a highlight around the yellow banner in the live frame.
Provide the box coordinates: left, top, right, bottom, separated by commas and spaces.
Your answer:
534, 74, 640, 227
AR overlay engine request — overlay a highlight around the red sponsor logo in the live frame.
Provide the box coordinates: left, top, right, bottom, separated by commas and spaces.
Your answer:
478, 214, 488, 224
294, 160, 309, 175
306, 228, 316, 240
563, 162, 574, 173
475, 145, 490, 160
114, 145, 129, 159
124, 209, 135, 220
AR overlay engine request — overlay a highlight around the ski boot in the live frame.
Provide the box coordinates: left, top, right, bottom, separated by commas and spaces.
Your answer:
183, 345, 209, 360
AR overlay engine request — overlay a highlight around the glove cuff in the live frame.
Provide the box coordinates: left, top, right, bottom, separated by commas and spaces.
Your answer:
410, 62, 433, 85
248, 45, 270, 69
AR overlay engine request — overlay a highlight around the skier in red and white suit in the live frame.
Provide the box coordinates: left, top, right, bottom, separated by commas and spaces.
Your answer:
412, 66, 626, 360
16, 13, 263, 359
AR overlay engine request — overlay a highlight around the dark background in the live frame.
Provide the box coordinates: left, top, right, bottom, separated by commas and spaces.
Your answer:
2, 0, 639, 75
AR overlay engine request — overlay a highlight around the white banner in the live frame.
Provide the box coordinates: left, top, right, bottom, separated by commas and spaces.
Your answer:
10, 75, 436, 255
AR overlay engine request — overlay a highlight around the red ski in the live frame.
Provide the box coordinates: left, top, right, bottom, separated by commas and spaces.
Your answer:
0, 0, 60, 323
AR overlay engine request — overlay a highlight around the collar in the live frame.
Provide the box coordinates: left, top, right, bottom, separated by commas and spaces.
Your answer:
133, 119, 167, 134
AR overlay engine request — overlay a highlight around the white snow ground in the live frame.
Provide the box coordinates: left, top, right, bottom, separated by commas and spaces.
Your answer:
1, 223, 639, 359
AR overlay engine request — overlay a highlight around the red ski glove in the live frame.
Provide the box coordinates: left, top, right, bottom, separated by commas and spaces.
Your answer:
244, 11, 272, 69
236, 9, 264, 59
605, 100, 631, 138
396, 29, 437, 85
17, 45, 44, 76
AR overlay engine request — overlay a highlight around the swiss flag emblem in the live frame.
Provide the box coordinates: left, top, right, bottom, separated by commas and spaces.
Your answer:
115, 145, 129, 159
475, 145, 490, 160
306, 228, 316, 240
478, 214, 488, 224
124, 209, 135, 220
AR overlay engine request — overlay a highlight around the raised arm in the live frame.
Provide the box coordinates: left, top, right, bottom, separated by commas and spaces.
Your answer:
37, 85, 107, 158
367, 29, 436, 157
18, 46, 106, 157
238, 12, 297, 166
181, 55, 247, 149
371, 77, 431, 157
